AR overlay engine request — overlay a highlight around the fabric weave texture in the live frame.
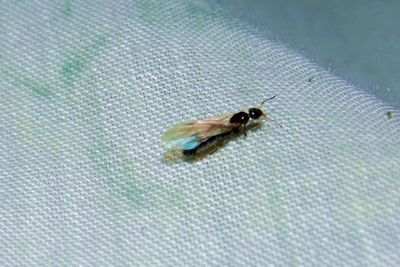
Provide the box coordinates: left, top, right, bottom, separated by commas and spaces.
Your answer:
1, 0, 399, 266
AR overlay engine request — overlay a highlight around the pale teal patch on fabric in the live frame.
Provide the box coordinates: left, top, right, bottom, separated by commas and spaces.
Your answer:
21, 78, 54, 97
60, 35, 107, 86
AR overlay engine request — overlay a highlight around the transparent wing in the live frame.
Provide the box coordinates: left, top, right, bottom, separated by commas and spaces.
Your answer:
162, 113, 240, 149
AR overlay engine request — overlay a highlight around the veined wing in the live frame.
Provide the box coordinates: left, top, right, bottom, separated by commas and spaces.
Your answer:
162, 113, 237, 141
162, 113, 240, 150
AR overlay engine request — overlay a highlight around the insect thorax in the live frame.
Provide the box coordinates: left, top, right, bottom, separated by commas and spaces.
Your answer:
229, 111, 249, 124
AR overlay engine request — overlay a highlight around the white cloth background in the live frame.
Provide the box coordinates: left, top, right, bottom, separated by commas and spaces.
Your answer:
1, 0, 399, 266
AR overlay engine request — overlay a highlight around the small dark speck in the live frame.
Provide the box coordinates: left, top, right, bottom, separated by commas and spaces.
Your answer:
387, 111, 395, 119
308, 76, 313, 82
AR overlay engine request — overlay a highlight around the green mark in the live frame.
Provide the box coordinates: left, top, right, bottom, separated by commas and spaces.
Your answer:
21, 78, 53, 97
138, 0, 159, 25
105, 154, 187, 210
49, 0, 74, 25
60, 35, 107, 86
63, 0, 74, 19
106, 161, 152, 208
1, 62, 54, 98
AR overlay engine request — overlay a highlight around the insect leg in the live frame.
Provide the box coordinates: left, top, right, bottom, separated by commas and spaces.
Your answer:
242, 125, 248, 137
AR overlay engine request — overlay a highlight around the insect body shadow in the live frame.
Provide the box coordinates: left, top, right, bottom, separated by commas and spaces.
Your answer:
163, 122, 264, 164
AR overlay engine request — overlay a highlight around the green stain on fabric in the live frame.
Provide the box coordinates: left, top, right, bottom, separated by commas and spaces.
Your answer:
1, 62, 54, 98
63, 0, 74, 18
111, 179, 149, 207
107, 163, 154, 209
87, 137, 186, 210
49, 0, 75, 25
82, 108, 160, 209
60, 35, 107, 86
104, 155, 187, 210
137, 0, 161, 25
21, 78, 53, 97
18, 119, 40, 147
64, 37, 184, 211
61, 56, 86, 82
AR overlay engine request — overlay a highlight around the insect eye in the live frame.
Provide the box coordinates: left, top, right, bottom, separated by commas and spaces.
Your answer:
249, 108, 263, 119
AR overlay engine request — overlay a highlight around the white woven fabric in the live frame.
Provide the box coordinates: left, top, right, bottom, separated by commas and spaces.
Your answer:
1, 1, 399, 266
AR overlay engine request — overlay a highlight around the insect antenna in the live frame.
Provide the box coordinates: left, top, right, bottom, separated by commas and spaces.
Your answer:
267, 118, 283, 128
260, 94, 277, 106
